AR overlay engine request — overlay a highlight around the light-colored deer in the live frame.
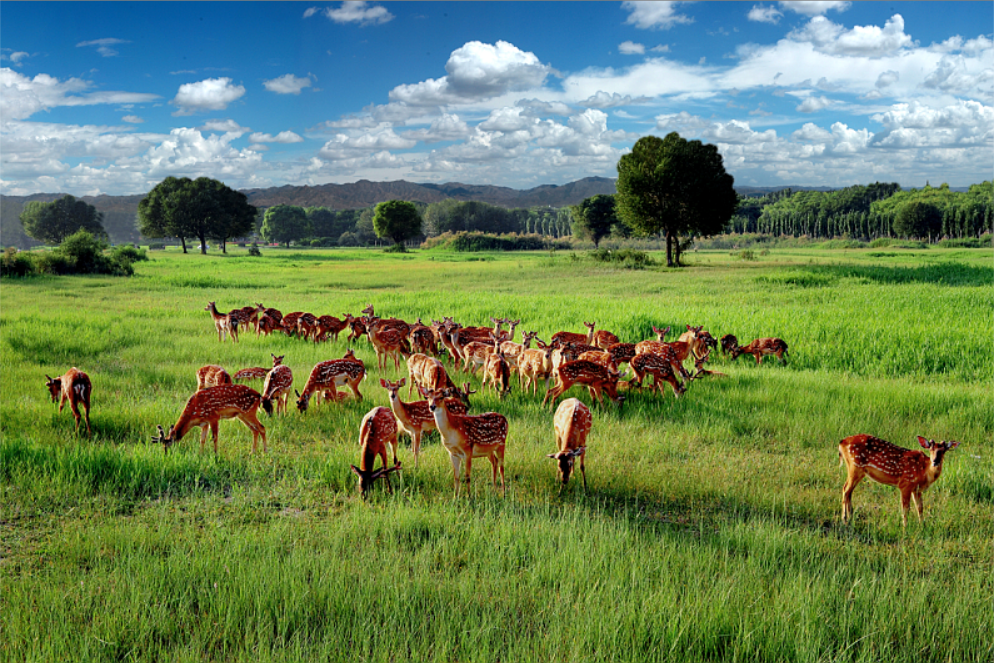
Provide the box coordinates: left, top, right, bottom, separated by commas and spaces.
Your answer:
295, 350, 366, 411
839, 434, 960, 526
368, 323, 412, 371
205, 302, 238, 342
518, 340, 556, 394
152, 384, 266, 455
426, 389, 508, 494
45, 368, 92, 434
482, 346, 512, 399
351, 406, 402, 497
196, 365, 233, 391
542, 360, 626, 410
730, 338, 789, 364
499, 330, 537, 371
381, 378, 470, 467
548, 398, 591, 492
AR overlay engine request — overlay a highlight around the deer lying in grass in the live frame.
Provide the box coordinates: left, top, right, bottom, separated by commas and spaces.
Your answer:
547, 398, 591, 492
426, 389, 508, 495
152, 385, 266, 455
196, 365, 232, 390
45, 368, 92, 434
839, 434, 960, 526
730, 338, 789, 364
351, 406, 401, 497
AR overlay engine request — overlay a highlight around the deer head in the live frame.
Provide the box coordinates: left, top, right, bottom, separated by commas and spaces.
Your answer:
151, 424, 176, 454
918, 436, 960, 468
547, 447, 585, 485
44, 375, 61, 402
351, 464, 401, 498
295, 389, 311, 413
271, 354, 285, 367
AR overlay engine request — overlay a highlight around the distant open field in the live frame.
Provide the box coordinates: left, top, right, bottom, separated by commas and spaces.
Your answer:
2, 246, 992, 662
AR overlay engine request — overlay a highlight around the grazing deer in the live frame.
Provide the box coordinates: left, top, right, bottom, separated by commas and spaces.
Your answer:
254, 304, 282, 334
205, 302, 238, 342
605, 342, 637, 366
196, 365, 232, 391
381, 378, 470, 467
281, 312, 305, 337
583, 321, 620, 350
235, 354, 284, 384
261, 363, 294, 416
730, 338, 789, 364
518, 340, 556, 394
314, 315, 348, 343
45, 368, 92, 434
629, 352, 686, 398
839, 434, 960, 526
295, 351, 366, 411
426, 389, 508, 494
152, 385, 266, 455
344, 313, 368, 343
542, 360, 626, 409
482, 346, 512, 399
351, 406, 402, 497
720, 334, 738, 356
548, 398, 591, 492
690, 348, 727, 380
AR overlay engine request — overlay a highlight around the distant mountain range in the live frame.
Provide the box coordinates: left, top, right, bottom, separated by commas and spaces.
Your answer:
3, 177, 957, 248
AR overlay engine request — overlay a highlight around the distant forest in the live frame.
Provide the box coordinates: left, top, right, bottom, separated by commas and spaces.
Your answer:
2, 180, 991, 249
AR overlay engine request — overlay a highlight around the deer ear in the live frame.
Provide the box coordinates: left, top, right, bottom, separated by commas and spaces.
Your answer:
398, 377, 406, 387
946, 440, 960, 450
917, 435, 932, 449
379, 378, 389, 388
546, 453, 558, 459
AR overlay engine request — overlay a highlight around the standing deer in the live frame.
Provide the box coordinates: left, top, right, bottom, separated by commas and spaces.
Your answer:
720, 334, 739, 356
426, 389, 508, 495
205, 302, 238, 342
233, 354, 284, 384
482, 346, 512, 399
196, 365, 232, 390
261, 362, 294, 416
351, 406, 402, 497
547, 398, 591, 492
152, 384, 266, 455
381, 378, 469, 467
542, 360, 626, 410
295, 351, 366, 411
730, 337, 789, 364
45, 368, 92, 434
583, 321, 620, 350
628, 352, 686, 398
518, 340, 556, 394
839, 434, 960, 526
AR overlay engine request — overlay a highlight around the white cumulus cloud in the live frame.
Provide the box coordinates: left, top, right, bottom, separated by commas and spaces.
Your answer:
0, 68, 159, 121
619, 41, 646, 55
789, 14, 914, 58
797, 95, 834, 113
250, 131, 304, 143
778, 1, 850, 16
307, 1, 393, 26
748, 5, 782, 24
622, 1, 693, 30
171, 78, 246, 115
263, 74, 313, 95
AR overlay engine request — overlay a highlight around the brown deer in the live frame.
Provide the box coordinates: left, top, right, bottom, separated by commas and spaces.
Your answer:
45, 368, 92, 434
629, 352, 686, 398
577, 350, 617, 370
295, 351, 366, 411
314, 315, 348, 343
605, 342, 637, 366
368, 323, 412, 371
344, 313, 368, 343
152, 384, 266, 455
460, 334, 500, 375
281, 312, 305, 337
720, 334, 738, 356
542, 360, 626, 409
426, 389, 508, 494
499, 330, 537, 371
731, 338, 789, 364
196, 365, 233, 391
381, 378, 470, 467
409, 321, 439, 356
550, 323, 594, 348
205, 302, 239, 342
261, 363, 294, 416
233, 354, 284, 384
518, 340, 556, 394
548, 398, 591, 492
583, 321, 619, 350
351, 406, 402, 497
689, 348, 727, 380
482, 346, 512, 399
839, 434, 960, 526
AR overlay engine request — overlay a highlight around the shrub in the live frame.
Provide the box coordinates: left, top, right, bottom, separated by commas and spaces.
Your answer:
422, 231, 569, 252
589, 248, 655, 269
732, 249, 757, 261
110, 244, 148, 266
247, 244, 262, 257
34, 251, 74, 275
60, 229, 111, 273
0, 247, 36, 277
338, 231, 360, 247
147, 243, 165, 251
869, 238, 893, 248
937, 235, 993, 248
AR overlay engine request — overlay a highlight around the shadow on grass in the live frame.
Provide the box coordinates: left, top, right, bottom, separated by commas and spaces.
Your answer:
811, 261, 992, 287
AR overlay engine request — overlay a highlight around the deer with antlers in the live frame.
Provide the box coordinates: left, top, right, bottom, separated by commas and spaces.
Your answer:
720, 334, 739, 356
547, 398, 591, 492
426, 389, 508, 494
295, 350, 366, 411
351, 406, 402, 497
543, 360, 626, 410
380, 378, 470, 467
196, 365, 233, 391
152, 384, 266, 455
45, 368, 92, 434
730, 337, 789, 365
205, 302, 239, 342
839, 434, 960, 526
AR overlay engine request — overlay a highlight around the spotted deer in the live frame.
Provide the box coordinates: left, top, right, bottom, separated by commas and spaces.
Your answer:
368, 323, 412, 371
426, 389, 508, 494
196, 365, 233, 391
351, 406, 402, 497
577, 350, 617, 370
839, 434, 960, 526
281, 312, 305, 337
460, 334, 500, 375
730, 338, 789, 364
409, 322, 439, 357
629, 352, 686, 398
234, 354, 284, 384
152, 385, 266, 455
550, 324, 593, 348
583, 321, 619, 350
605, 342, 637, 366
499, 330, 538, 372
381, 378, 469, 467
548, 398, 591, 491
314, 315, 348, 343
689, 348, 727, 380
261, 363, 294, 416
205, 302, 239, 342
542, 360, 626, 409
482, 346, 512, 399
518, 340, 556, 394
45, 368, 92, 434
406, 353, 440, 396
295, 351, 366, 411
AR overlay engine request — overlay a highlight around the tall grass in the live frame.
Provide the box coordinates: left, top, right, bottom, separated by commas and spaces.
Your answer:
2, 247, 992, 662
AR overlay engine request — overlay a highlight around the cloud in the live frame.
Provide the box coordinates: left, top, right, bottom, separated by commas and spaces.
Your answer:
619, 41, 646, 55
778, 1, 850, 16
789, 14, 914, 58
796, 95, 833, 113
263, 74, 313, 95
875, 70, 900, 89
199, 119, 249, 134
249, 131, 304, 143
306, 1, 394, 26
650, 45, 671, 53
1, 50, 30, 65
748, 5, 782, 24
622, 1, 693, 30
924, 55, 991, 94
401, 113, 471, 143
121, 115, 144, 124
580, 91, 651, 109
0, 68, 159, 120
318, 127, 416, 160
76, 38, 130, 57
389, 41, 554, 106
516, 99, 574, 116
171, 77, 246, 115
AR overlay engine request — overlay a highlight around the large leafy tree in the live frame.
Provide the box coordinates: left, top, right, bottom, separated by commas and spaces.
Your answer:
20, 195, 107, 245
894, 200, 943, 239
616, 133, 738, 266
570, 194, 618, 248
260, 205, 311, 247
372, 200, 422, 249
138, 176, 256, 254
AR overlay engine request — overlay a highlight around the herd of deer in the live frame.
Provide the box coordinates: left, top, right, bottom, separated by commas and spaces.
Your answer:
42, 302, 959, 526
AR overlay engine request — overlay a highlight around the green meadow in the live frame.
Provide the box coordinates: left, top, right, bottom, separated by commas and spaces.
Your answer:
2, 246, 992, 662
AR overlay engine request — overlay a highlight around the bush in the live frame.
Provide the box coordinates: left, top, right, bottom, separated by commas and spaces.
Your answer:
0, 247, 36, 277
338, 231, 361, 247
937, 235, 993, 248
869, 238, 893, 248
248, 244, 262, 257
732, 249, 757, 261
147, 243, 165, 251
422, 231, 569, 252
60, 229, 111, 273
589, 248, 655, 269
34, 250, 74, 275
110, 244, 148, 266
383, 243, 408, 253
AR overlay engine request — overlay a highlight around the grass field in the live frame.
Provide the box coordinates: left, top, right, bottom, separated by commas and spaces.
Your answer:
2, 246, 992, 662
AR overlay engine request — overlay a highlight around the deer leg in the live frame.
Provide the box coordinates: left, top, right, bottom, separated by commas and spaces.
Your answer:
464, 453, 473, 489
841, 469, 864, 522
59, 392, 68, 413
69, 398, 82, 432
911, 489, 925, 522
754, 352, 762, 365
199, 424, 210, 452
449, 452, 463, 492
81, 400, 92, 434
210, 421, 220, 455
579, 452, 588, 493
899, 488, 912, 527
488, 453, 499, 490
412, 431, 422, 468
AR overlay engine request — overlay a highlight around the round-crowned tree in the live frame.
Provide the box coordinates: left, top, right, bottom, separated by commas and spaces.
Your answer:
20, 195, 107, 245
372, 200, 423, 250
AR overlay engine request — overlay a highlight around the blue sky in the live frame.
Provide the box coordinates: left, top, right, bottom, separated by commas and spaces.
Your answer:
1, 1, 991, 196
